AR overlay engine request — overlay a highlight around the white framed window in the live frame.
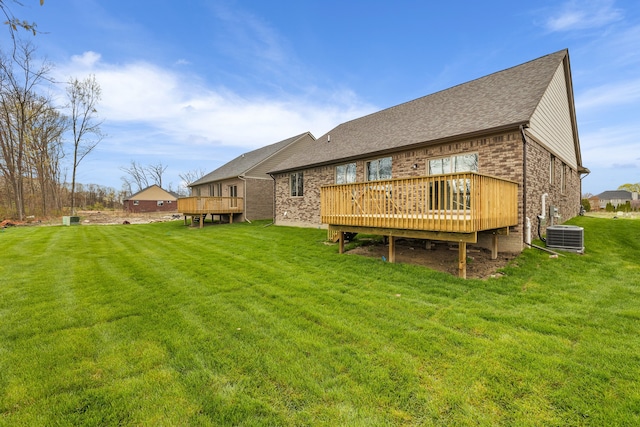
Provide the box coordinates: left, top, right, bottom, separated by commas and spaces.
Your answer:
133, 200, 139, 206
366, 157, 392, 181
428, 153, 478, 174
157, 201, 164, 207
336, 163, 356, 184
428, 153, 478, 211
290, 172, 304, 196
550, 154, 556, 185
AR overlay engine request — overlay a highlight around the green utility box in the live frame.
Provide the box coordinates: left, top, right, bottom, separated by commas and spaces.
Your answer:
62, 216, 80, 226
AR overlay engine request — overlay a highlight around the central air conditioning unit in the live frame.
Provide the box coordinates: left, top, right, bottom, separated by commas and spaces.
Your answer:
546, 225, 584, 253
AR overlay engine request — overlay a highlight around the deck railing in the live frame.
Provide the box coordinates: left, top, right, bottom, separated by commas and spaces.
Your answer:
321, 173, 518, 233
177, 196, 243, 214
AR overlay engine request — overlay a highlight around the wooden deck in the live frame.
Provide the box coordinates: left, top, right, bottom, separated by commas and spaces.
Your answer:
177, 196, 243, 228
321, 173, 519, 278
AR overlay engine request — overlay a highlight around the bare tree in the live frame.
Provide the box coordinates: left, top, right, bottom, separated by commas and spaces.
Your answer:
120, 160, 149, 193
67, 74, 103, 215
26, 97, 67, 215
146, 161, 167, 188
0, 42, 52, 220
120, 160, 169, 193
1, 0, 44, 43
178, 168, 206, 195
120, 176, 133, 197
179, 168, 206, 187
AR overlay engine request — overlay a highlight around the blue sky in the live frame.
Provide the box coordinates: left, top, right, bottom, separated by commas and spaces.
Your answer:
7, 0, 640, 195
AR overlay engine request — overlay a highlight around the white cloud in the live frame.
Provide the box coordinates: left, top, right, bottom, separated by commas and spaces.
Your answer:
544, 0, 622, 32
576, 78, 640, 110
53, 52, 376, 155
70, 51, 102, 68
580, 124, 640, 168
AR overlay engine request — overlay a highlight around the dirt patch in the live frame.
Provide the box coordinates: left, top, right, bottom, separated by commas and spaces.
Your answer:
345, 237, 514, 279
2, 211, 183, 227
75, 210, 182, 225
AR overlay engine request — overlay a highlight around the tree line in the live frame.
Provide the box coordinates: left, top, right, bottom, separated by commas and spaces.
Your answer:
0, 41, 104, 220
1, 3, 203, 220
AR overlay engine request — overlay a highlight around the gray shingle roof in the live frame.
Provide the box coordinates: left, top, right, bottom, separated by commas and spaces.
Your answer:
124, 184, 176, 201
271, 50, 568, 173
190, 132, 312, 186
596, 190, 633, 200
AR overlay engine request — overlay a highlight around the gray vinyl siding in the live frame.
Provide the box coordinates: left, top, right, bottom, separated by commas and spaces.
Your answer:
528, 63, 578, 169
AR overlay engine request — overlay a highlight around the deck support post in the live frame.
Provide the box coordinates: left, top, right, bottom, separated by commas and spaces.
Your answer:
338, 231, 345, 254
491, 233, 499, 260
458, 242, 467, 279
199, 213, 204, 229
388, 236, 396, 263
184, 215, 188, 226
230, 213, 233, 224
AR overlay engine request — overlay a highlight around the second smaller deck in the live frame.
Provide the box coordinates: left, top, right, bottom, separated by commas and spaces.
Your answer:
177, 196, 243, 228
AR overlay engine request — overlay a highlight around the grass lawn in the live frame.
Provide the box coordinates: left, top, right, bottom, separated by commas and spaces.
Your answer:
0, 216, 638, 426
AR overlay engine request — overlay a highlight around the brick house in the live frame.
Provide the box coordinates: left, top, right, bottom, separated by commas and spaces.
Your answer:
123, 184, 178, 213
186, 132, 315, 223
269, 50, 588, 276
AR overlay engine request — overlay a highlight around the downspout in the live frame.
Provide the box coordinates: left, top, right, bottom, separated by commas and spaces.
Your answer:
238, 175, 251, 223
266, 173, 276, 227
520, 124, 529, 246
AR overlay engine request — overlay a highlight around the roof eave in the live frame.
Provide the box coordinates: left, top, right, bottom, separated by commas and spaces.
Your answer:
189, 174, 244, 187
269, 121, 529, 174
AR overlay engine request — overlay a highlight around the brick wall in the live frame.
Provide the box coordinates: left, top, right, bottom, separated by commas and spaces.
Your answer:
525, 137, 582, 240
124, 199, 177, 213
274, 129, 582, 252
274, 166, 333, 228
245, 178, 275, 220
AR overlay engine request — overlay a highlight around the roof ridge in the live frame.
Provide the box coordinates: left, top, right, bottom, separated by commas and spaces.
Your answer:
324, 49, 568, 134
190, 131, 314, 186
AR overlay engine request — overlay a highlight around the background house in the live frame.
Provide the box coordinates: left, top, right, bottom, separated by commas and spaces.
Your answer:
123, 185, 178, 213
270, 49, 588, 257
188, 132, 315, 223
595, 190, 639, 210
588, 195, 600, 211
